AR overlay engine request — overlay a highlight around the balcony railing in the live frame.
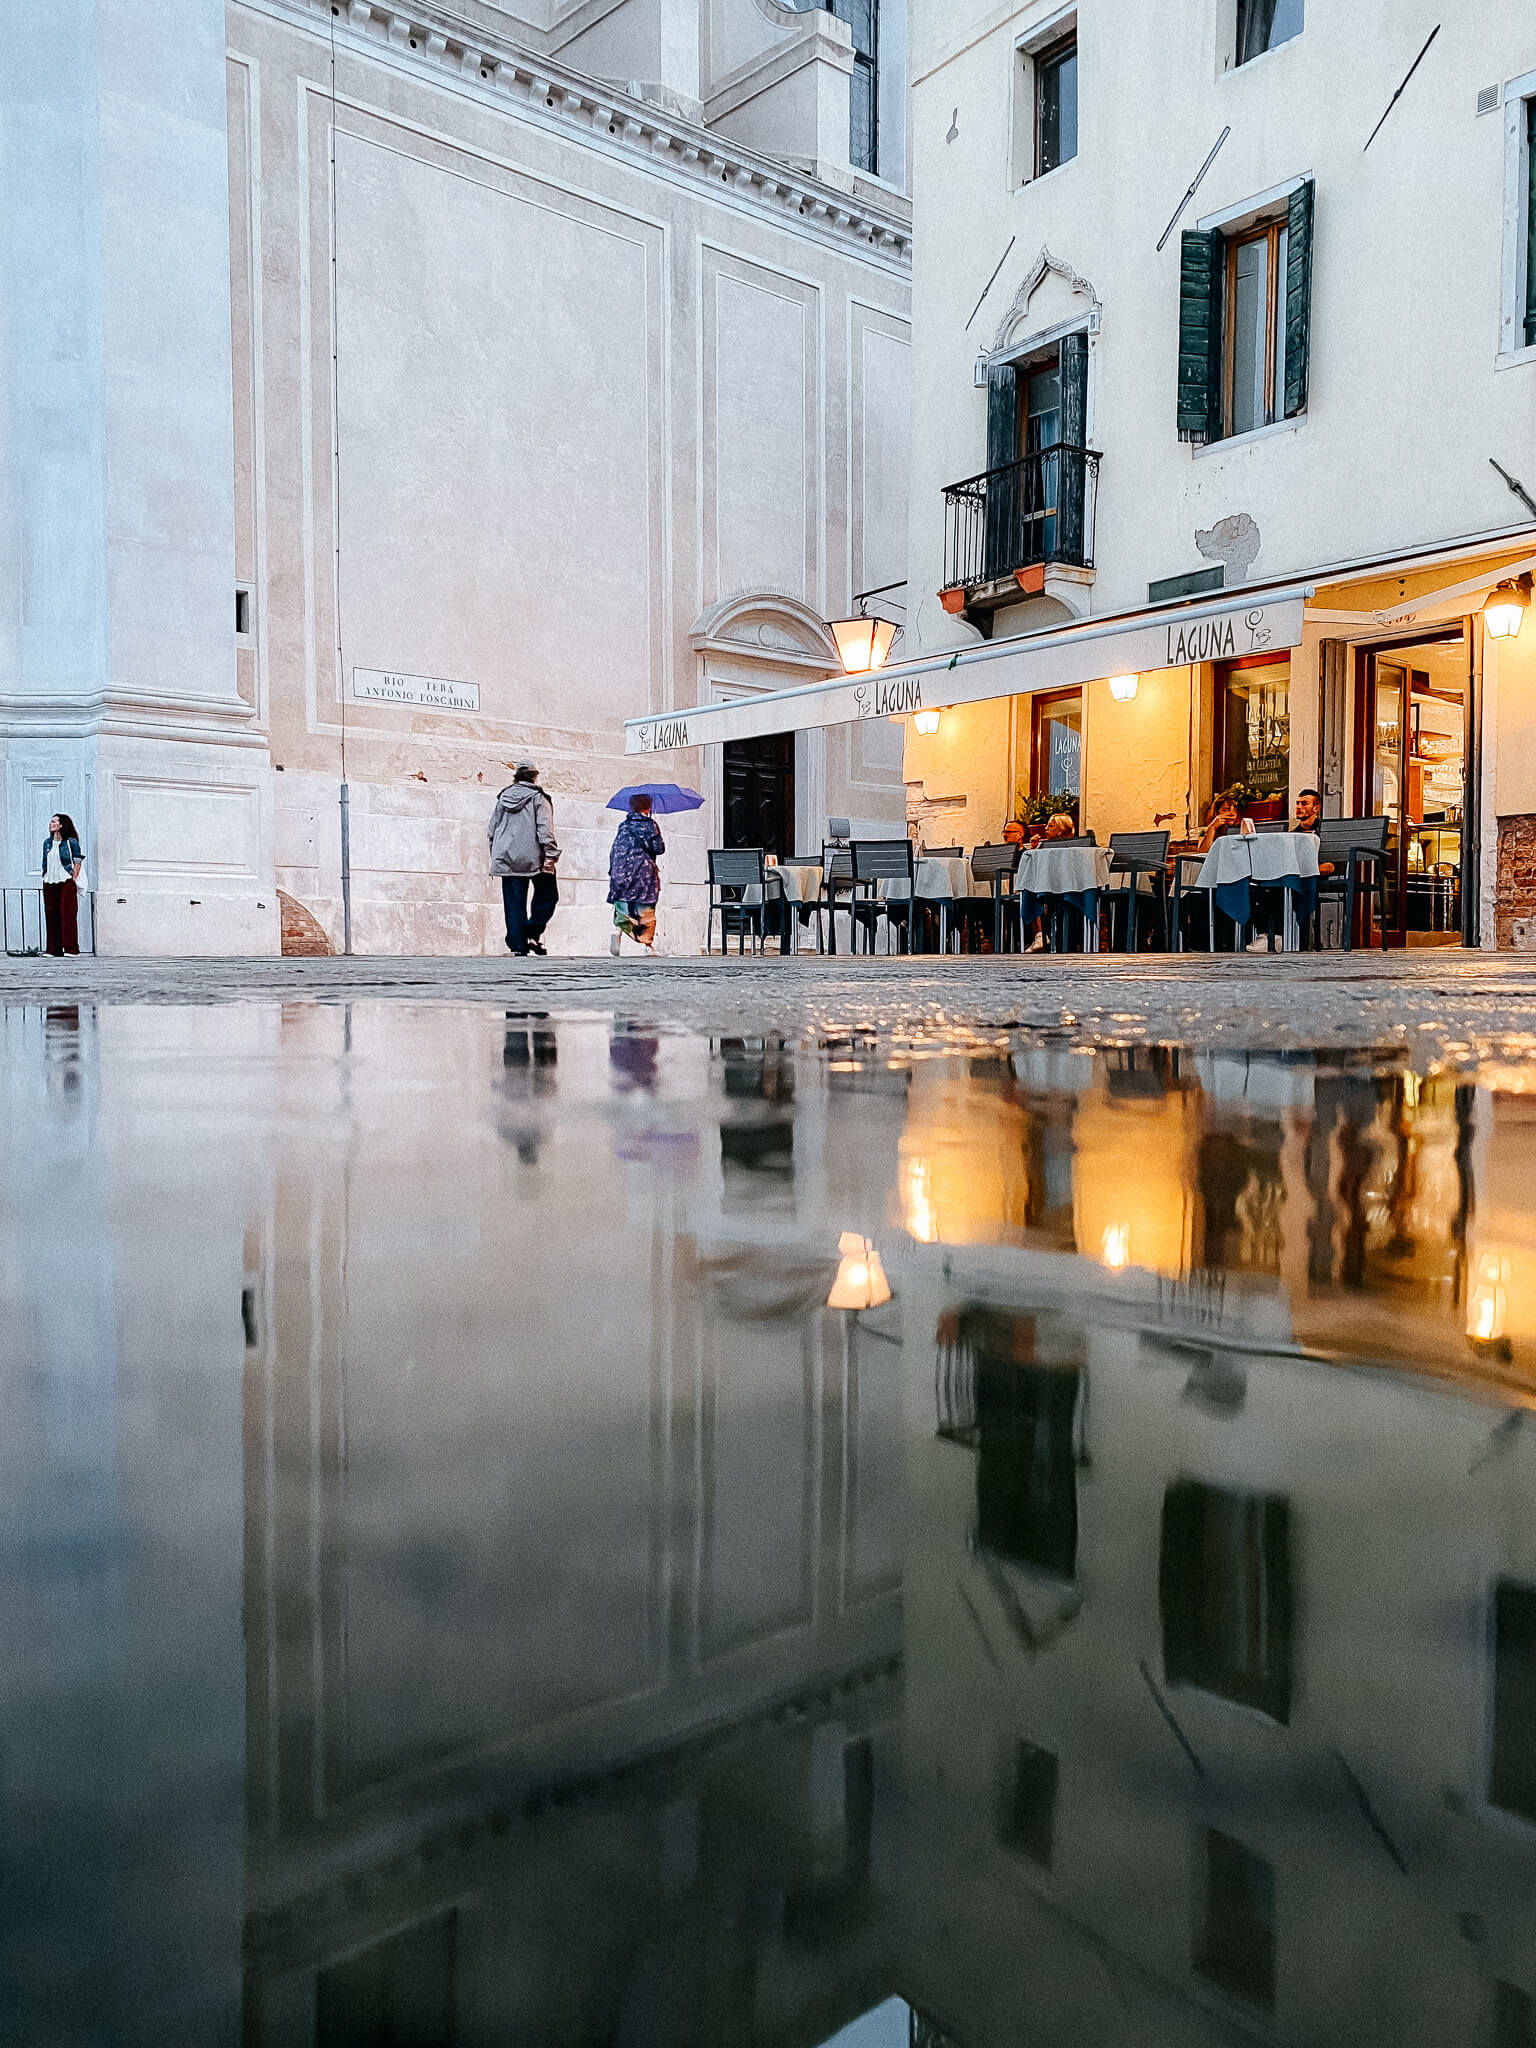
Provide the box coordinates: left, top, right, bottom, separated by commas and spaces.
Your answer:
942, 443, 1100, 594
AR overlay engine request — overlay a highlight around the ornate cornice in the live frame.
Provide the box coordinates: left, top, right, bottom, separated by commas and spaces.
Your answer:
239, 0, 912, 268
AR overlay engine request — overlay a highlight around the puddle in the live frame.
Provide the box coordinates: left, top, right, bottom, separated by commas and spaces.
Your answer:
9, 999, 1536, 2045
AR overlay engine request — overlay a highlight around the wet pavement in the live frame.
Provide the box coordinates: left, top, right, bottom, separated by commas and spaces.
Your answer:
10, 990, 1536, 2044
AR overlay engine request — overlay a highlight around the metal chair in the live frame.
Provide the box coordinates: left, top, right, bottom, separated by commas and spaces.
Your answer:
922, 845, 964, 858
706, 848, 768, 956
849, 839, 918, 954
816, 842, 855, 954
1314, 816, 1390, 951
1105, 831, 1170, 952
966, 842, 1024, 954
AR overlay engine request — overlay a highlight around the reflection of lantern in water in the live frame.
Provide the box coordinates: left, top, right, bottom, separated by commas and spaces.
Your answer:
1468, 1254, 1511, 1346
1100, 1223, 1130, 1270
827, 1233, 893, 1311
903, 1154, 938, 1243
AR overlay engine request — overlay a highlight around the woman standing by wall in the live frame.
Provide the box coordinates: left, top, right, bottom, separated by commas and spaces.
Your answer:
41, 814, 85, 957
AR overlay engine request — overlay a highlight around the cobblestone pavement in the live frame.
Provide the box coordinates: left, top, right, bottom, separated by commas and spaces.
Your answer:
8, 950, 1536, 1065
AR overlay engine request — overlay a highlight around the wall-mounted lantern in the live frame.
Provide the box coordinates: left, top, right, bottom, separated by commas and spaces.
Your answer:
1484, 574, 1532, 641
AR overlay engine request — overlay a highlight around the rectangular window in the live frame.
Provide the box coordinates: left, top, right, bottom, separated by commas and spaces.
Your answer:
1036, 33, 1078, 175
1160, 1480, 1293, 1721
975, 1354, 1079, 1578
1235, 0, 1303, 65
1032, 688, 1083, 805
1195, 1830, 1276, 2010
1178, 181, 1313, 443
827, 0, 879, 174
1214, 657, 1291, 806
1224, 219, 1289, 436
1491, 1579, 1536, 1821
1527, 96, 1536, 348
1001, 1740, 1059, 1865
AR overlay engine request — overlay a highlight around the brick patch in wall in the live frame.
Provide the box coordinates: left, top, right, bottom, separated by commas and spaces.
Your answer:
1495, 816, 1536, 949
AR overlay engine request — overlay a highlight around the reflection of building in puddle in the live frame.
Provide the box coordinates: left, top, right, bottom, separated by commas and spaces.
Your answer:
241, 1021, 903, 2044
901, 1047, 1536, 1392
900, 1241, 1536, 2047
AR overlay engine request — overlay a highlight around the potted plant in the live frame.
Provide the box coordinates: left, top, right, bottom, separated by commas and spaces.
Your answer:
1008, 789, 1080, 842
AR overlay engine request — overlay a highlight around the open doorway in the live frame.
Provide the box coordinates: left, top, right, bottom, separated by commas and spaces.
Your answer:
722, 733, 795, 857
1353, 628, 1471, 946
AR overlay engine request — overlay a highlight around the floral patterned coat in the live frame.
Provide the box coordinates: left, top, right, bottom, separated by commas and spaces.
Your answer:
607, 813, 666, 906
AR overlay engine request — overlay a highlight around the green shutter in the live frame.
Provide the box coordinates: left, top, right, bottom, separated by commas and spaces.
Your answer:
1283, 179, 1315, 417
1526, 99, 1536, 349
985, 361, 1019, 470
1058, 329, 1089, 564
1178, 229, 1222, 443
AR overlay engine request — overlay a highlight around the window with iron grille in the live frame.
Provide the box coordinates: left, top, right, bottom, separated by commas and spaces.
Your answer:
827, 0, 879, 173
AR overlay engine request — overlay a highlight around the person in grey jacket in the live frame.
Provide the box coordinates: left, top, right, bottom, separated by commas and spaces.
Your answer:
488, 763, 560, 956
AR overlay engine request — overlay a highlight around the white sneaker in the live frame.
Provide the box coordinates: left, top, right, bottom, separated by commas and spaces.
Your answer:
609, 932, 621, 956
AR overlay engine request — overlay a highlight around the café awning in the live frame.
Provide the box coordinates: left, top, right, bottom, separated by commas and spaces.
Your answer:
624, 586, 1310, 756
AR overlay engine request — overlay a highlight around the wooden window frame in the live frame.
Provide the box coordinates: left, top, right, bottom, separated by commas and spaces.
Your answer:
1221, 217, 1285, 438
1034, 31, 1077, 178
1031, 686, 1084, 801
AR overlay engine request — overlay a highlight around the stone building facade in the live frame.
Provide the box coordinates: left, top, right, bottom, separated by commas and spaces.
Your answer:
1, 0, 912, 954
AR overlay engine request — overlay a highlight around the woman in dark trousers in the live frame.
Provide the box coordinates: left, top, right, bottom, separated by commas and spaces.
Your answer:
41, 813, 85, 956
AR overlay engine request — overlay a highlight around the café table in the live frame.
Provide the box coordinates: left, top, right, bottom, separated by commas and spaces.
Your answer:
746, 862, 824, 953
1187, 831, 1320, 951
1017, 843, 1114, 952
875, 856, 986, 953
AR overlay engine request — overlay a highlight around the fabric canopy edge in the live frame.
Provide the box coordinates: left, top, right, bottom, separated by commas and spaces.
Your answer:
625, 587, 1311, 756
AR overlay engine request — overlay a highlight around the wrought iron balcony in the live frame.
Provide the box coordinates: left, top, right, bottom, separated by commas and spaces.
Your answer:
941, 443, 1100, 603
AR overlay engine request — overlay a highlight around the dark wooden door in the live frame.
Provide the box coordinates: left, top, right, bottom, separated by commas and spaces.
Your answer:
723, 733, 795, 857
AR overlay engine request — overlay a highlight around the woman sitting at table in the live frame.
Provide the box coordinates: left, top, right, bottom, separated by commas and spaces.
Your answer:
1196, 792, 1241, 853
1029, 811, 1077, 851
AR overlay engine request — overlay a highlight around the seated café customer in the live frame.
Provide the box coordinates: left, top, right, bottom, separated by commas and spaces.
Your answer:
1029, 811, 1077, 850
1196, 793, 1241, 853
1292, 787, 1335, 874
1022, 811, 1078, 950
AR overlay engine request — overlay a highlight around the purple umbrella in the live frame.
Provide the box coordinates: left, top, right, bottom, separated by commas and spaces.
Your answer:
606, 783, 704, 814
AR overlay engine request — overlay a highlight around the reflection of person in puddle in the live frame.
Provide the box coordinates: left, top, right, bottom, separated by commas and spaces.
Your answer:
609, 1030, 660, 1092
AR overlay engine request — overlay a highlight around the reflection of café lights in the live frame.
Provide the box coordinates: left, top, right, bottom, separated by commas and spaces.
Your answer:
903, 1154, 938, 1243
1468, 1254, 1511, 1347
827, 1233, 893, 1311
1100, 1223, 1131, 1270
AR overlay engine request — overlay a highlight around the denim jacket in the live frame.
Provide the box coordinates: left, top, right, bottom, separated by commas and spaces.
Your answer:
41, 835, 82, 880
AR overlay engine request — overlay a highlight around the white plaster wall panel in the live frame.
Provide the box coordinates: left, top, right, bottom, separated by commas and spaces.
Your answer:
329, 125, 661, 740
845, 1338, 902, 1603
704, 252, 819, 607
0, 8, 110, 691
97, 0, 242, 706
227, 56, 267, 723
851, 308, 911, 600
116, 780, 263, 878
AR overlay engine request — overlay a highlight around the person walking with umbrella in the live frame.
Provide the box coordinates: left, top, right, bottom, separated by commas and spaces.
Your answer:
605, 782, 701, 955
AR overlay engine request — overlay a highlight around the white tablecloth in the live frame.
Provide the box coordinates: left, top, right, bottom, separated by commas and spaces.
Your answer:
1194, 831, 1319, 891
1019, 844, 1114, 895
881, 856, 975, 901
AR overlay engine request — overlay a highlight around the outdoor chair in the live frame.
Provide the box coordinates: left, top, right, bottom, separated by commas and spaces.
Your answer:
706, 848, 768, 956
849, 839, 918, 954
1313, 816, 1390, 951
966, 842, 1023, 954
1105, 831, 1171, 953
922, 845, 964, 858
815, 842, 855, 954
1254, 818, 1291, 833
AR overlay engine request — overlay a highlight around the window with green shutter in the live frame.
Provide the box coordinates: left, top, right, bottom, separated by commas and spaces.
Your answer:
1177, 181, 1313, 444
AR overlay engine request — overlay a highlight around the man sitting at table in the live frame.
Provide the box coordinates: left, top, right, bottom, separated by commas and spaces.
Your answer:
1292, 788, 1336, 874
